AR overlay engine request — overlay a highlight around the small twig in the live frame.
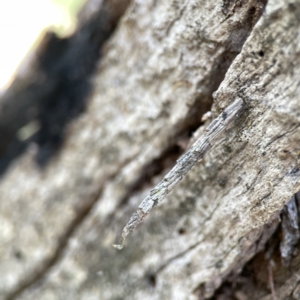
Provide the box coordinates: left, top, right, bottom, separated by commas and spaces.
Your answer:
113, 98, 247, 249
268, 262, 277, 300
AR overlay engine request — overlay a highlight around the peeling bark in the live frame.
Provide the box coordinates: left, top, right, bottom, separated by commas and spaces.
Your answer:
0, 0, 299, 299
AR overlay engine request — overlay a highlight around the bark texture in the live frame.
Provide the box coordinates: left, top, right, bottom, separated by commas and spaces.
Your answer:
0, 0, 300, 299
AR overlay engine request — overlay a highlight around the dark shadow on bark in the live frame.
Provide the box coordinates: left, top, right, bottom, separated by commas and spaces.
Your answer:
0, 0, 130, 175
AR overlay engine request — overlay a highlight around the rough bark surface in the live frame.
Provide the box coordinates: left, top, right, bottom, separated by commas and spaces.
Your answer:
0, 0, 299, 299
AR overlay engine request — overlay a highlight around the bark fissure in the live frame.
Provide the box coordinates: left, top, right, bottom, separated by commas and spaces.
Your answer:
209, 193, 300, 300
265, 125, 300, 148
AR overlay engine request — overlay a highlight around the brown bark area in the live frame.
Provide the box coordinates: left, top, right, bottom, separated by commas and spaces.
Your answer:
0, 0, 299, 299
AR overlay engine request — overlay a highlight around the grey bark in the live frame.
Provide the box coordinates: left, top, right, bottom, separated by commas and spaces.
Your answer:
0, 0, 300, 299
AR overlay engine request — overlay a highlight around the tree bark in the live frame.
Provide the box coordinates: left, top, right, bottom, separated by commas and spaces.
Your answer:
0, 0, 300, 299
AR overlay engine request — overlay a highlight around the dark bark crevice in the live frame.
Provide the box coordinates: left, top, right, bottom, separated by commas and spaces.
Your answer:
208, 192, 300, 300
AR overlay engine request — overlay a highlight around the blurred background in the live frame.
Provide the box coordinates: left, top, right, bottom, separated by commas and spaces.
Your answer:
0, 0, 85, 92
